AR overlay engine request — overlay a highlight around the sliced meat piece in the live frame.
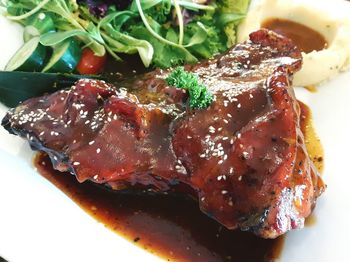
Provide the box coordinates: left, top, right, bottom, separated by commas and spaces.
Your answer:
2, 29, 325, 238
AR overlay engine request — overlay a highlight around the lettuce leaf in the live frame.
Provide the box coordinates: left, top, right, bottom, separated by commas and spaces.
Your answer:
4, 0, 251, 69
130, 25, 197, 68
217, 0, 251, 47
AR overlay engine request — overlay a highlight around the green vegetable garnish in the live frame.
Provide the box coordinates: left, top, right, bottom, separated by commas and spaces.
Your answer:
0, 71, 104, 107
1, 0, 250, 69
166, 67, 213, 109
218, 0, 251, 47
5, 37, 47, 72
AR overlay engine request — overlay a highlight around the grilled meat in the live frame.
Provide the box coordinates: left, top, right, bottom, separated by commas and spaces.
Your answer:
2, 30, 325, 238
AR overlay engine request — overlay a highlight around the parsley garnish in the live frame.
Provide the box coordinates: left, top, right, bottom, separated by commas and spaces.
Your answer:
166, 67, 213, 109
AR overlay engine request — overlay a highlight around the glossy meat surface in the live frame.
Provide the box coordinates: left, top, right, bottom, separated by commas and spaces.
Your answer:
2, 30, 325, 238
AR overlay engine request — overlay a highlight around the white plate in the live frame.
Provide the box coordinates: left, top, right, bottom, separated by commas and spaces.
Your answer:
0, 9, 350, 262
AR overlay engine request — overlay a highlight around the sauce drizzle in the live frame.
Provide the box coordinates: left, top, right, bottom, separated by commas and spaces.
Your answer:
32, 103, 322, 262
35, 154, 284, 262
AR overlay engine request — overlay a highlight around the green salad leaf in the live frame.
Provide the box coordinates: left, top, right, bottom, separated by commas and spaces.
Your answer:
3, 0, 250, 68
217, 0, 251, 47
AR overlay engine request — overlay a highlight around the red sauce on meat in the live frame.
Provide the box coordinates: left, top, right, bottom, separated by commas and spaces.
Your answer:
34, 153, 284, 262
32, 102, 322, 262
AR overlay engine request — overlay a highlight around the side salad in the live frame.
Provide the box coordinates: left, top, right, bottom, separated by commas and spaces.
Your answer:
0, 0, 250, 73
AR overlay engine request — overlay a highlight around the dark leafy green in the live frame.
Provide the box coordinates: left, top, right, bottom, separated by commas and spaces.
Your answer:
2, 0, 250, 68
0, 71, 103, 107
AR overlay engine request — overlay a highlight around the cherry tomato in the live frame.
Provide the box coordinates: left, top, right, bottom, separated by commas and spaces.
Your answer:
76, 48, 107, 75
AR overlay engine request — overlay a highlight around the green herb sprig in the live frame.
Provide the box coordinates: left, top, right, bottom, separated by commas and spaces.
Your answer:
166, 67, 213, 109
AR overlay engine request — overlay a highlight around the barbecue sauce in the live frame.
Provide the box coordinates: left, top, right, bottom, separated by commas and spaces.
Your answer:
33, 104, 321, 262
304, 85, 318, 93
299, 102, 324, 173
34, 154, 284, 262
262, 18, 328, 53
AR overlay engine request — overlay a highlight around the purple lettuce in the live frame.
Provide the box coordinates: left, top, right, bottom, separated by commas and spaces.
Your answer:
77, 0, 133, 17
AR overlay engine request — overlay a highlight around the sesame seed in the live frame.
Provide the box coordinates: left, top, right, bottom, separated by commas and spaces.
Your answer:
73, 162, 80, 166
238, 176, 242, 181
93, 175, 98, 179
218, 174, 227, 181
218, 160, 224, 165
237, 103, 241, 108
89, 141, 95, 145
222, 190, 228, 194
96, 148, 101, 154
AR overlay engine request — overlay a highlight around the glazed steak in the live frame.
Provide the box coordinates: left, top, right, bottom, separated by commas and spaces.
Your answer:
2, 30, 325, 238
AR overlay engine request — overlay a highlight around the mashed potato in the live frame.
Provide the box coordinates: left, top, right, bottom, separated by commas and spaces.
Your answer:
237, 0, 350, 86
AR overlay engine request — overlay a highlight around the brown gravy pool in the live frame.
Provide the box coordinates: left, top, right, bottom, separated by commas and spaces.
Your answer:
33, 103, 322, 262
262, 18, 328, 53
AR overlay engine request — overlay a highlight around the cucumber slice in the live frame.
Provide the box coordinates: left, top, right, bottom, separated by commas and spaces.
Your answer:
24, 12, 55, 41
5, 37, 47, 72
24, 13, 55, 42
23, 26, 40, 43
7, 6, 25, 17
42, 39, 82, 73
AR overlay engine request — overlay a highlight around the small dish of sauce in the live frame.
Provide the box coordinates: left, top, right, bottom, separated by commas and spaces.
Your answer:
262, 18, 328, 53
